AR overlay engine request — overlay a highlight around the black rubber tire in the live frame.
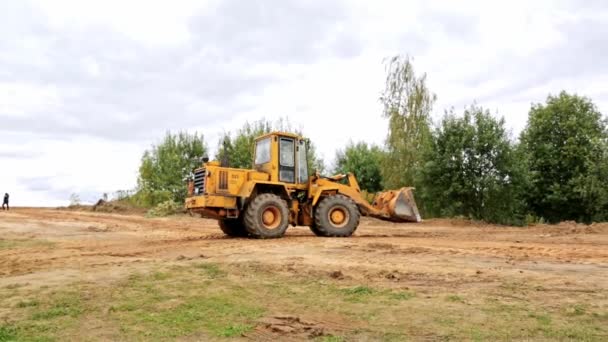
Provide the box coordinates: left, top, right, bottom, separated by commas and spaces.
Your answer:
244, 193, 289, 239
314, 194, 360, 237
218, 218, 248, 237
308, 223, 324, 236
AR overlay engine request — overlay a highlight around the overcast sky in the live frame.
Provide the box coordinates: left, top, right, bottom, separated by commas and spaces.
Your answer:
1, 0, 607, 207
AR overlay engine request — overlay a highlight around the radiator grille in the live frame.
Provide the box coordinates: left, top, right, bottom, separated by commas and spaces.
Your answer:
219, 170, 228, 190
193, 168, 206, 195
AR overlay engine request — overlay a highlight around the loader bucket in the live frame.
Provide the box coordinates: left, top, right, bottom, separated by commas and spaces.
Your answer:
369, 187, 422, 222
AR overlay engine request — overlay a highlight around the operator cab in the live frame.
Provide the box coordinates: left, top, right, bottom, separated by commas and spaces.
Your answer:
253, 132, 309, 184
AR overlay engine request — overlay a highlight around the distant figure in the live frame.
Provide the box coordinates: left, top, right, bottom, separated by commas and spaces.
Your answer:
2, 193, 8, 210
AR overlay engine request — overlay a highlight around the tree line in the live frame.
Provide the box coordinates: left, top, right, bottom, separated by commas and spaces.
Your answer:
131, 55, 608, 225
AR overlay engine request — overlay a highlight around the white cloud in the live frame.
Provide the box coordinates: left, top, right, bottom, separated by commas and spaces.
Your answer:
1, 0, 607, 206
28, 0, 206, 46
0, 83, 62, 118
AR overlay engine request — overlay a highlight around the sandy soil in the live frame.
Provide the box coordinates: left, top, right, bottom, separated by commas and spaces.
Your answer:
1, 208, 607, 339
2, 208, 607, 290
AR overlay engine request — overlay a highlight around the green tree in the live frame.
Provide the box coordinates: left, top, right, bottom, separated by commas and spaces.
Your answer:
333, 141, 384, 193
214, 117, 326, 174
379, 54, 437, 191
519, 91, 608, 223
137, 131, 208, 206
215, 119, 272, 169
420, 104, 527, 225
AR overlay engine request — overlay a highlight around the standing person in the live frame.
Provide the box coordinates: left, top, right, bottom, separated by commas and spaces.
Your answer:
2, 193, 8, 210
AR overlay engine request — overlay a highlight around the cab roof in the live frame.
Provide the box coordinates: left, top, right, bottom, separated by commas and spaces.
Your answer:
255, 131, 304, 141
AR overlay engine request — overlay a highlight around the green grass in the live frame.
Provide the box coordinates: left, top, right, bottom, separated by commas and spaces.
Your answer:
341, 285, 375, 296
337, 285, 415, 304
529, 312, 552, 326
0, 239, 55, 250
388, 291, 415, 301
1, 290, 85, 341
340, 286, 376, 302
565, 303, 587, 316
107, 263, 263, 340
446, 294, 465, 303
15, 300, 39, 308
217, 324, 254, 337
118, 295, 261, 338
29, 292, 82, 321
195, 262, 225, 279
318, 335, 345, 342
151, 271, 170, 281
0, 324, 18, 341
1, 262, 606, 341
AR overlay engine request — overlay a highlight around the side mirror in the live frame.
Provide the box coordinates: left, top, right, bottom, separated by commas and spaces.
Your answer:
201, 156, 209, 163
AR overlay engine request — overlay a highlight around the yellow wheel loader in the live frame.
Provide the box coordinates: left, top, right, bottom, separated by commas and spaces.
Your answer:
184, 131, 421, 238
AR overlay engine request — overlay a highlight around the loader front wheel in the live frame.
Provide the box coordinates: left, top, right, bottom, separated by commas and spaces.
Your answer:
244, 193, 289, 239
218, 218, 248, 237
308, 222, 325, 236
314, 194, 360, 237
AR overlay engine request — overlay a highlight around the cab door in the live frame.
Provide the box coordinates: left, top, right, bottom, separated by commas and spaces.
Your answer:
278, 137, 296, 183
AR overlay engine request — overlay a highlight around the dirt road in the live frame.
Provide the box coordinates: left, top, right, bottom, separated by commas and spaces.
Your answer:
1, 208, 607, 340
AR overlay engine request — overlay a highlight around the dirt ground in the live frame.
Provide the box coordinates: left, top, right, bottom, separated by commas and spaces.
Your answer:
1, 208, 607, 341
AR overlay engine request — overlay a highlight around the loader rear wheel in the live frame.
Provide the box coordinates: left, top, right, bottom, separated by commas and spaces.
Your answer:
244, 193, 289, 239
314, 194, 360, 237
218, 218, 248, 237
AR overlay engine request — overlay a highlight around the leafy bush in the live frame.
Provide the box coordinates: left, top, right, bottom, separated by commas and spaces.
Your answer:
137, 131, 208, 207
147, 200, 183, 217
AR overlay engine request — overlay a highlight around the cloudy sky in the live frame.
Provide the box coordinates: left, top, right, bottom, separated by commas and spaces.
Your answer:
1, 0, 607, 207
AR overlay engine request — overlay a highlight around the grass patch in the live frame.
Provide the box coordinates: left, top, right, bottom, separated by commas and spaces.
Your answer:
151, 271, 170, 281
340, 285, 376, 302
2, 262, 606, 341
108, 264, 262, 340
388, 291, 415, 301
195, 262, 225, 279
0, 239, 54, 250
592, 311, 608, 321
529, 312, 552, 326
0, 324, 18, 341
318, 335, 345, 342
0, 290, 85, 342
31, 292, 83, 320
380, 332, 410, 341
218, 323, 254, 337
15, 299, 39, 308
341, 286, 375, 296
565, 304, 587, 316
446, 295, 465, 303
338, 285, 415, 304
119, 295, 262, 338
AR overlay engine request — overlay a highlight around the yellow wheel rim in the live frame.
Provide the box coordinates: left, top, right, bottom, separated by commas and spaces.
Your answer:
328, 207, 349, 228
262, 206, 281, 229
